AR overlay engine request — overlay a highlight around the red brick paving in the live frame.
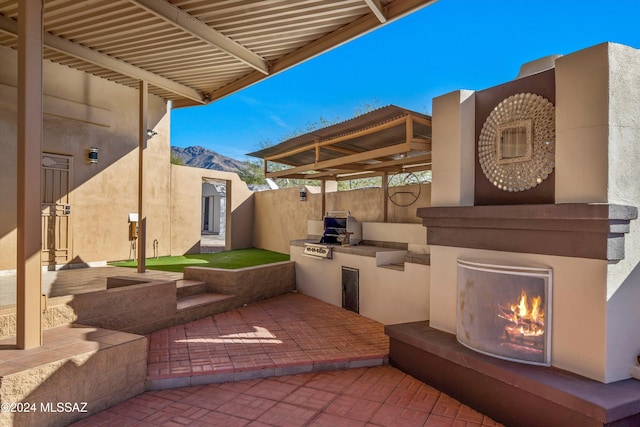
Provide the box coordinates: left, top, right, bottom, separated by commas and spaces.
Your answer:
70, 293, 504, 426
146, 293, 388, 388
71, 366, 503, 426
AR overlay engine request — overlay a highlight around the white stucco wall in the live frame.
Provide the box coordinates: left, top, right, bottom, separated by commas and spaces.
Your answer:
362, 222, 427, 248
291, 245, 430, 326
555, 42, 640, 382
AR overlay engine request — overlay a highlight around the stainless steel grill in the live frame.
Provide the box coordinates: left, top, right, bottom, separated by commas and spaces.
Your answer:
320, 211, 361, 245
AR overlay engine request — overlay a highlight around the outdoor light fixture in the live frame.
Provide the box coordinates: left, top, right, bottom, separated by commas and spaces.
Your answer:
146, 129, 158, 138
88, 147, 98, 164
299, 187, 307, 201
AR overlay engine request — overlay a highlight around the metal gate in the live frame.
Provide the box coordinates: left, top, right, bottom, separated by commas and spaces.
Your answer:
41, 154, 72, 266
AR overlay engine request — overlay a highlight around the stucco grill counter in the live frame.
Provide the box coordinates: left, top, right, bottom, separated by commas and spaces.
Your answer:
290, 221, 431, 326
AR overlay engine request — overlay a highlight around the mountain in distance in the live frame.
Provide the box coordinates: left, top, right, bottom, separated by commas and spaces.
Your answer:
171, 145, 249, 173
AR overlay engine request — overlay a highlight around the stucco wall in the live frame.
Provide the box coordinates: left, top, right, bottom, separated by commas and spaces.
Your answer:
253, 187, 322, 254
170, 165, 254, 254
253, 183, 431, 254
554, 42, 640, 383
0, 45, 172, 269
430, 90, 475, 207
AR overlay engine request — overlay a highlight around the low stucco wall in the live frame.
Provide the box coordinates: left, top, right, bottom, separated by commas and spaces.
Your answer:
183, 261, 296, 305
0, 278, 177, 338
0, 262, 295, 338
71, 279, 177, 334
0, 328, 147, 427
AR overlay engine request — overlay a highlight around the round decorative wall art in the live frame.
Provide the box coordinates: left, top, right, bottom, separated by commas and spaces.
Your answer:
478, 93, 555, 192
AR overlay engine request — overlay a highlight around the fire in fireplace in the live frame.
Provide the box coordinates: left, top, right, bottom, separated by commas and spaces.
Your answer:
498, 289, 545, 347
456, 259, 552, 366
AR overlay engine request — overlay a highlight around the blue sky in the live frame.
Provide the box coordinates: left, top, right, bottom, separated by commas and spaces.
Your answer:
170, 0, 640, 160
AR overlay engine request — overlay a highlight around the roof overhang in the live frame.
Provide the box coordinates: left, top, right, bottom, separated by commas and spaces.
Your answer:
248, 105, 432, 181
0, 0, 438, 108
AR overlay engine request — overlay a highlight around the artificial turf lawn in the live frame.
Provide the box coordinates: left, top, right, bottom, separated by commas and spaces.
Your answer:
110, 248, 290, 273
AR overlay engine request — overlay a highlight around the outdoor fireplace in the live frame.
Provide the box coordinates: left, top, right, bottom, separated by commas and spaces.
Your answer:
456, 259, 552, 366
388, 43, 640, 427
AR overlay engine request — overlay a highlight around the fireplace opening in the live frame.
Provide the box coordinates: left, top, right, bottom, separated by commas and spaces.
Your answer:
457, 259, 552, 366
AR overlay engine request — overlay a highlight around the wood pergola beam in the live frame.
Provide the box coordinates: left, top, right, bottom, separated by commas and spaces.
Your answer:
267, 151, 433, 180
266, 142, 412, 179
322, 145, 357, 155
366, 154, 433, 170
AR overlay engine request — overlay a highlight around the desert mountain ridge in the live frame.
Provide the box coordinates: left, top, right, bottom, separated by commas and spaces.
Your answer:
171, 145, 250, 173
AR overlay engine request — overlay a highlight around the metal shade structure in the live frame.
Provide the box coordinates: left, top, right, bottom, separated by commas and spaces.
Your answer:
248, 105, 432, 181
4, 0, 438, 349
0, 0, 438, 108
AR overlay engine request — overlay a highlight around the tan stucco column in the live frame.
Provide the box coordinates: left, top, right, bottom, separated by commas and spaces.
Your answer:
137, 80, 148, 273
16, 0, 43, 349
431, 90, 476, 207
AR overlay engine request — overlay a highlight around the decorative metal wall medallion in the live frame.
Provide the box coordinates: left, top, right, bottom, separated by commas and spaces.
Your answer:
478, 93, 555, 192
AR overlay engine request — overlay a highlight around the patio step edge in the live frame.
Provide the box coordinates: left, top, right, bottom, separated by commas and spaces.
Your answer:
176, 293, 235, 312
146, 356, 389, 390
176, 279, 209, 298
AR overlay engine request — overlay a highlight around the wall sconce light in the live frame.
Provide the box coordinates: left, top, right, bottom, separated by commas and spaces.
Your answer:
299, 187, 307, 201
88, 147, 98, 164
146, 129, 158, 138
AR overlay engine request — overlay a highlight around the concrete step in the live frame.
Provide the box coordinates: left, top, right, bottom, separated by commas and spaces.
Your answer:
175, 292, 237, 325
176, 293, 235, 312
176, 279, 209, 298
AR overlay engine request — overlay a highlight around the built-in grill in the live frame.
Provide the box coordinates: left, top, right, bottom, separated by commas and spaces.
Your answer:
320, 211, 361, 245
302, 211, 362, 260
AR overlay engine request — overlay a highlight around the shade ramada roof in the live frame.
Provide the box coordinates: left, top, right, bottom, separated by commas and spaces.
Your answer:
248, 105, 432, 181
0, 0, 437, 108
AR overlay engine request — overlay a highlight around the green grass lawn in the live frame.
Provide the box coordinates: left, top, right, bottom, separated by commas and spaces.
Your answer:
110, 248, 290, 273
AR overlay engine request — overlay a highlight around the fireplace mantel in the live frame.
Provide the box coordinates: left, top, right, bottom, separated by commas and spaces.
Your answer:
417, 204, 638, 261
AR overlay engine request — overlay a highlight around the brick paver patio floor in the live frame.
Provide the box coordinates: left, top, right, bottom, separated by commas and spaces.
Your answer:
71, 292, 504, 426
